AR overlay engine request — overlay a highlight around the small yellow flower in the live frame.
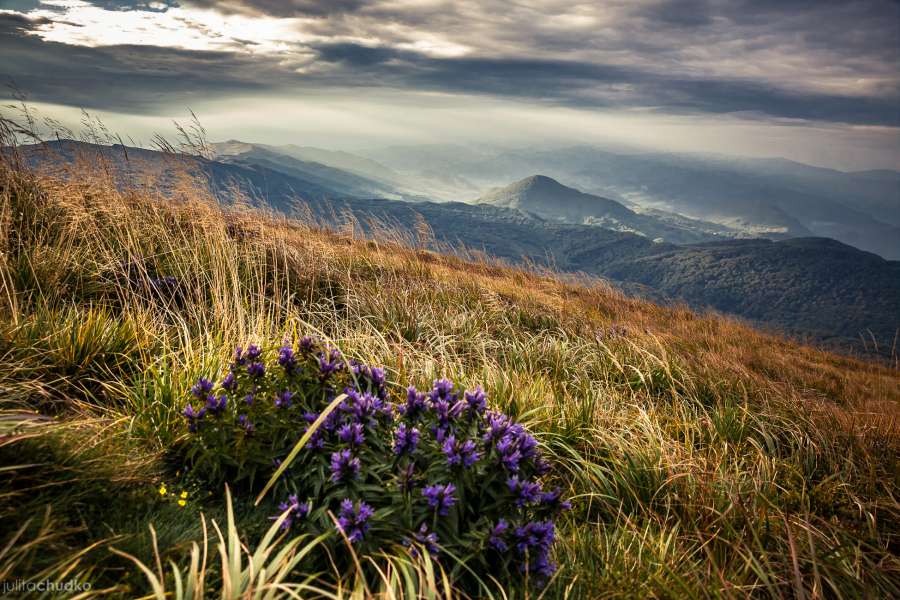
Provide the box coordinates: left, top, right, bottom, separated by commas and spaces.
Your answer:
180, 491, 188, 499
178, 499, 186, 507
158, 484, 167, 496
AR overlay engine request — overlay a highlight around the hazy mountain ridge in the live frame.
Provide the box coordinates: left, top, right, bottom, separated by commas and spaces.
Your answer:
210, 141, 399, 199
361, 144, 900, 258
19, 140, 900, 355
477, 175, 744, 244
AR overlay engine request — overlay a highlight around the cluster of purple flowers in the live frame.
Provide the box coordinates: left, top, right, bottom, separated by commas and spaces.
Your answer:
272, 494, 310, 531
182, 340, 570, 590
337, 499, 374, 543
277, 340, 298, 375
392, 422, 419, 455
182, 378, 228, 431
422, 482, 457, 516
405, 524, 440, 559
484, 411, 539, 473
330, 448, 361, 482
442, 435, 480, 468
487, 519, 557, 579
318, 348, 344, 378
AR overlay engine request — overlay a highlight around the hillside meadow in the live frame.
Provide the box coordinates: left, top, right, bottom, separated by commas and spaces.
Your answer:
1, 139, 899, 598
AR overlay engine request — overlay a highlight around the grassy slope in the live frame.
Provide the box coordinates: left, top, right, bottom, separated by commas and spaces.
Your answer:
1, 153, 899, 598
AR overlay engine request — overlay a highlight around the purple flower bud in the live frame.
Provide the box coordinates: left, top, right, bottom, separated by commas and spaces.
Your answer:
336, 499, 374, 543
428, 378, 457, 404
233, 346, 246, 367
246, 344, 262, 361
330, 449, 360, 482
406, 523, 440, 558
205, 394, 227, 416
271, 494, 310, 531
540, 487, 572, 512
221, 372, 236, 392
318, 348, 344, 378
237, 414, 254, 434
337, 422, 365, 446
507, 476, 542, 507
464, 386, 487, 414
422, 482, 457, 516
399, 386, 428, 420
190, 378, 214, 398
182, 403, 202, 432
275, 389, 293, 409
489, 519, 509, 552
441, 435, 481, 468
298, 336, 315, 353
393, 423, 420, 455
247, 361, 265, 378
278, 341, 298, 374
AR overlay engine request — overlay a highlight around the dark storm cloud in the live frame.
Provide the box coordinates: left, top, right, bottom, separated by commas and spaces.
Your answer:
308, 42, 900, 126
1, 0, 898, 126
0, 17, 282, 112
637, 0, 714, 27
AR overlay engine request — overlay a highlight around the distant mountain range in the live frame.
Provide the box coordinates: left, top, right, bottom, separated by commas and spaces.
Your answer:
16, 140, 900, 356
361, 144, 900, 259
209, 141, 403, 200
477, 175, 741, 244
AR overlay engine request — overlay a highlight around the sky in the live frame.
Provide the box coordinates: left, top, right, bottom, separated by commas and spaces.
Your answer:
1, 0, 899, 170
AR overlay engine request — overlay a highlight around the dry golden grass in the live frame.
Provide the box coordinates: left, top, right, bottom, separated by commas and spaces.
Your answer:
1, 138, 898, 598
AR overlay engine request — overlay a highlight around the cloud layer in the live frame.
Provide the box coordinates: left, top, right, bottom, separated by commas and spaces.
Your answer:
1, 0, 898, 166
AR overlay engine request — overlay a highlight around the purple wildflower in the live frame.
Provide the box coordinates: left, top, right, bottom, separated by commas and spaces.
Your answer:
246, 344, 262, 361
489, 519, 509, 552
318, 348, 344, 378
534, 457, 552, 477
464, 386, 487, 415
330, 449, 360, 482
399, 386, 428, 420
496, 435, 522, 472
336, 499, 374, 543
182, 403, 202, 432
232, 346, 247, 368
338, 422, 365, 446
393, 423, 420, 455
539, 487, 572, 512
278, 341, 298, 374
483, 411, 512, 444
205, 394, 227, 416
247, 361, 265, 378
422, 482, 457, 516
428, 378, 457, 404
275, 389, 293, 409
221, 372, 236, 392
298, 336, 315, 353
431, 397, 464, 430
244, 392, 255, 405
271, 494, 310, 531
407, 523, 440, 559
352, 363, 388, 399
442, 435, 481, 468
341, 390, 385, 425
190, 378, 213, 398
237, 414, 254, 434
507, 476, 542, 507
512, 521, 556, 579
